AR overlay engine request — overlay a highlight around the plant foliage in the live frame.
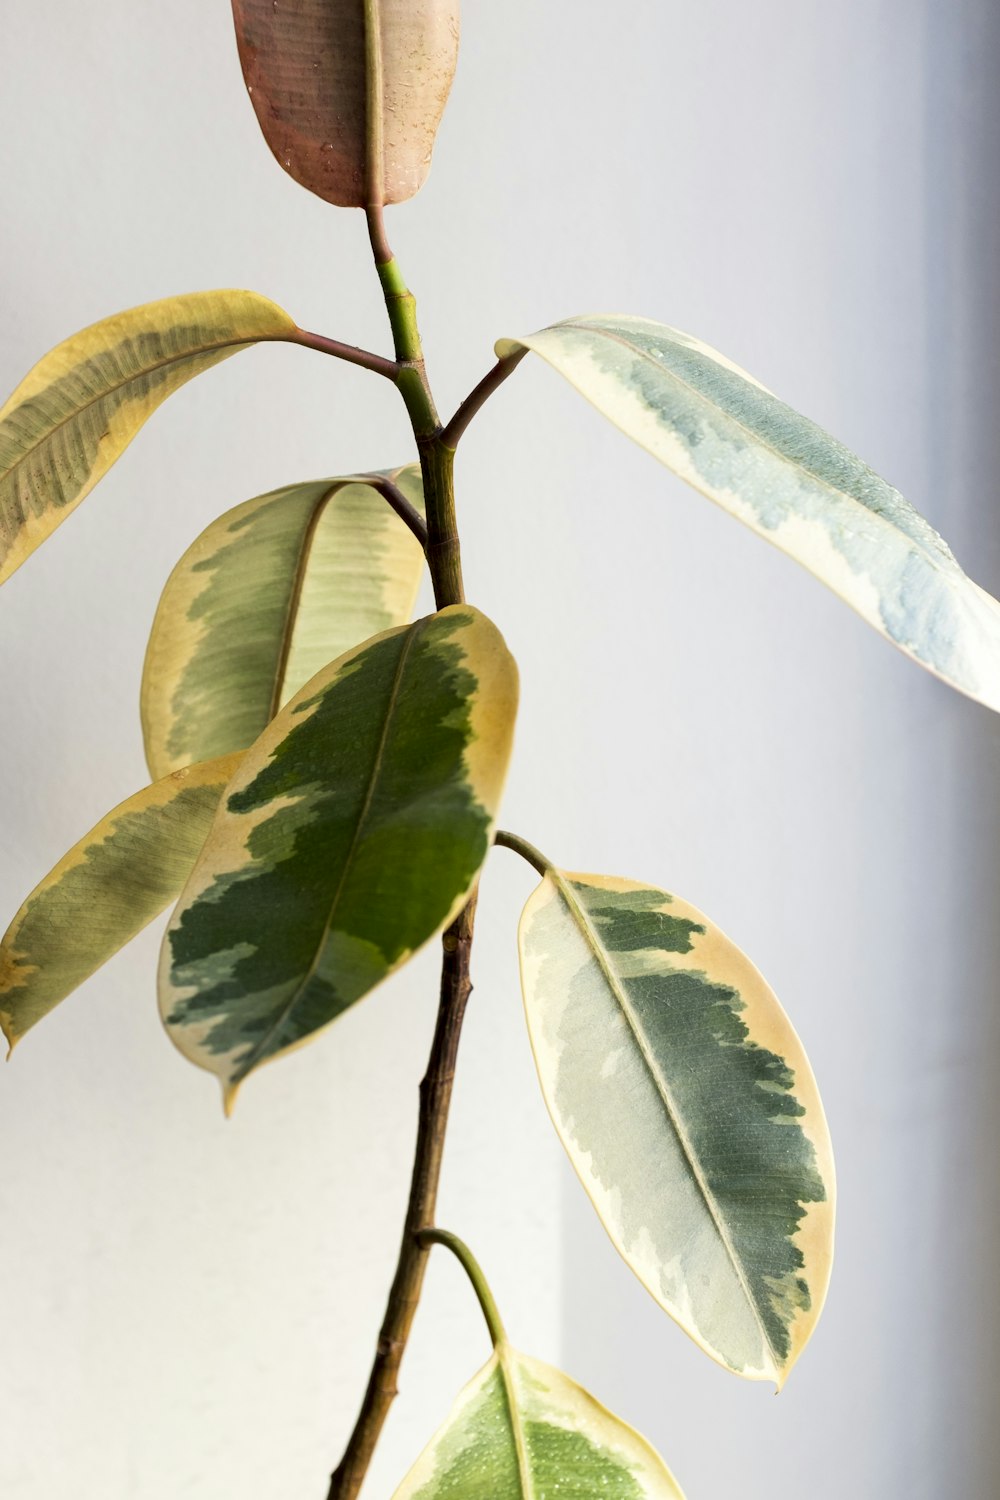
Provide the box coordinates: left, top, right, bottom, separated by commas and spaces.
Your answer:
3, 5, 990, 1496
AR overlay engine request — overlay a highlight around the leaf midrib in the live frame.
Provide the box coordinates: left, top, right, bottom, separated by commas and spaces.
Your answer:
495, 1347, 536, 1500
364, 0, 386, 204
266, 480, 345, 720
548, 870, 782, 1377
231, 620, 423, 1082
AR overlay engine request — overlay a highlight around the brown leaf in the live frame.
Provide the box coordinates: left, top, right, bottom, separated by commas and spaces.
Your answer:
231, 0, 460, 208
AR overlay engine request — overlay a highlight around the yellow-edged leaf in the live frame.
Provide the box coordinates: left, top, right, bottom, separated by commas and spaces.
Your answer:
159, 606, 517, 1109
0, 290, 295, 584
141, 467, 426, 779
0, 755, 241, 1050
518, 870, 835, 1386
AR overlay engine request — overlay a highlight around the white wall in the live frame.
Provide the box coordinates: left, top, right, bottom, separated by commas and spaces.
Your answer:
2, 3, 999, 1498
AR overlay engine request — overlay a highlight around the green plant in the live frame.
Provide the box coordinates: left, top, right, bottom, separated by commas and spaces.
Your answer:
2, 8, 996, 1497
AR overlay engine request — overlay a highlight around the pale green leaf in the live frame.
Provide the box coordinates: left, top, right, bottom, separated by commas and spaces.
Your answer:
159, 606, 518, 1110
0, 290, 295, 585
393, 1345, 685, 1500
518, 870, 835, 1386
141, 466, 426, 779
231, 0, 461, 207
0, 754, 241, 1050
498, 315, 1000, 712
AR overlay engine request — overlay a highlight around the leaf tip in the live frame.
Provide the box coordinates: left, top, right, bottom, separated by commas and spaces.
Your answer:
222, 1080, 240, 1118
0, 1013, 18, 1061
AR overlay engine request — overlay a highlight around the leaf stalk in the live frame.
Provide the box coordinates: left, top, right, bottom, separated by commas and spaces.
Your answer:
440, 351, 528, 451
290, 327, 399, 380
494, 830, 553, 879
416, 1228, 509, 1350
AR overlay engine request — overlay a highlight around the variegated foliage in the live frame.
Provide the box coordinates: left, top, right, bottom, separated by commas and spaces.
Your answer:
0, 291, 295, 586
518, 871, 835, 1386
231, 0, 460, 207
0, 755, 240, 1051
142, 467, 426, 779
393, 1346, 685, 1500
159, 606, 517, 1109
498, 316, 1000, 712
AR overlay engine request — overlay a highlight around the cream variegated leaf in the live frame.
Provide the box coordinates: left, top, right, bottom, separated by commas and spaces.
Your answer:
159, 606, 517, 1109
498, 316, 1000, 712
0, 755, 241, 1050
141, 466, 426, 778
231, 0, 460, 207
393, 1345, 685, 1500
518, 871, 835, 1386
0, 291, 295, 585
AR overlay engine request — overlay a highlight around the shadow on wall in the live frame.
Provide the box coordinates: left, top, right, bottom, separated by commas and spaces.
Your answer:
925, 1, 1000, 1495
561, 3, 1000, 1498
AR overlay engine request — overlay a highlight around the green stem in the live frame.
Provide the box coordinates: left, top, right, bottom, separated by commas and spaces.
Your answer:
416, 1229, 508, 1349
493, 830, 553, 879
367, 208, 425, 369
420, 439, 464, 608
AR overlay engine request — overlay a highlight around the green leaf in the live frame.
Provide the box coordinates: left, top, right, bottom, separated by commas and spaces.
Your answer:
0, 755, 241, 1050
518, 870, 835, 1386
392, 1345, 685, 1500
159, 606, 518, 1110
498, 315, 1000, 712
141, 466, 426, 779
231, 0, 461, 207
0, 290, 295, 585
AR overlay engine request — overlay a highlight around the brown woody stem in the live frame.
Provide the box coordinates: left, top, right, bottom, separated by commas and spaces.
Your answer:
325, 211, 474, 1500
325, 897, 477, 1500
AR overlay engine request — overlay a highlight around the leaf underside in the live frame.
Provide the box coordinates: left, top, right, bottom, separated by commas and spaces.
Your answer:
231, 0, 460, 206
498, 315, 1000, 712
159, 605, 518, 1109
393, 1345, 685, 1500
0, 754, 241, 1049
141, 466, 426, 778
0, 290, 294, 586
518, 870, 835, 1384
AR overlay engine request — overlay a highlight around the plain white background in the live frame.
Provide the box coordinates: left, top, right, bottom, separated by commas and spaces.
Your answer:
2, 3, 999, 1497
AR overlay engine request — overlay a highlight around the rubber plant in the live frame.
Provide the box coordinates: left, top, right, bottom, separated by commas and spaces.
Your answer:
1, 7, 997, 1498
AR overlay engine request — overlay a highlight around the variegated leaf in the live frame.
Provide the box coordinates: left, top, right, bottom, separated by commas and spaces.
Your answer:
159, 606, 517, 1109
0, 755, 240, 1051
0, 291, 295, 585
141, 466, 426, 779
393, 1346, 685, 1500
498, 316, 1000, 712
518, 871, 835, 1386
231, 0, 460, 207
